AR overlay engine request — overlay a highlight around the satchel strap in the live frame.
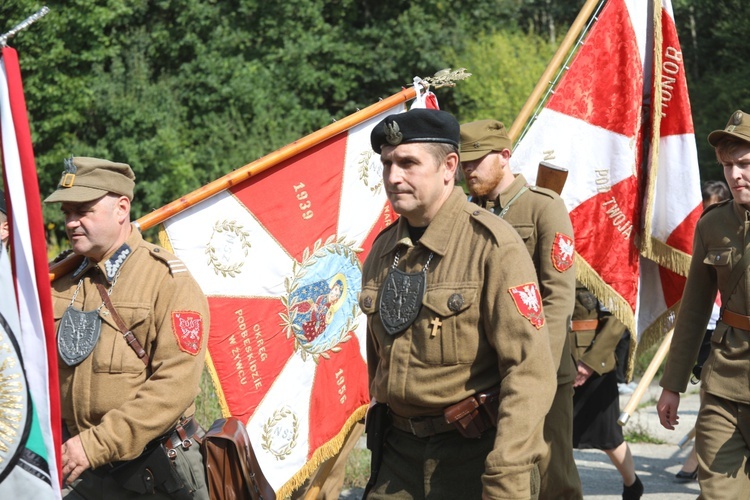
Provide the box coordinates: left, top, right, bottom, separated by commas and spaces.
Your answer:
95, 282, 150, 366
719, 249, 750, 311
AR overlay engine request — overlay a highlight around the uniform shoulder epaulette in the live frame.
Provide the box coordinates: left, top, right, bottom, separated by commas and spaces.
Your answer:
144, 241, 190, 277
699, 198, 731, 219
528, 185, 559, 200
465, 203, 507, 245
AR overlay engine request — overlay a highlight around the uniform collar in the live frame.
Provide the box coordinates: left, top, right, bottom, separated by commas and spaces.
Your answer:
472, 173, 527, 213
72, 224, 143, 283
380, 187, 466, 258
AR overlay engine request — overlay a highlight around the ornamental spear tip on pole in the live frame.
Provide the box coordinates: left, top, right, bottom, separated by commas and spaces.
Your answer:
0, 6, 50, 48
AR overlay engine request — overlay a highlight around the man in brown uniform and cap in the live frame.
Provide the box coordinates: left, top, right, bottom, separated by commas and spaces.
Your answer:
361, 108, 556, 499
657, 110, 750, 498
45, 157, 209, 499
459, 120, 580, 499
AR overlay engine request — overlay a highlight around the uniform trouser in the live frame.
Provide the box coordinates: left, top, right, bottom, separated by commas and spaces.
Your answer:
367, 426, 504, 499
62, 439, 208, 500
538, 380, 583, 500
696, 392, 750, 499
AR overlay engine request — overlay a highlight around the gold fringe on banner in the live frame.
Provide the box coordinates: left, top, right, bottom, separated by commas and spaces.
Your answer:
646, 236, 692, 277
575, 254, 636, 336
639, 0, 664, 260
278, 405, 368, 499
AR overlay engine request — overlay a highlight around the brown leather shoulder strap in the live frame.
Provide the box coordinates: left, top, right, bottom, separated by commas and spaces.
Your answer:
95, 283, 149, 366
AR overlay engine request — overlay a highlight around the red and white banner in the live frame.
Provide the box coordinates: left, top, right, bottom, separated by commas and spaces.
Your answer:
0, 46, 61, 496
163, 101, 406, 497
511, 0, 701, 348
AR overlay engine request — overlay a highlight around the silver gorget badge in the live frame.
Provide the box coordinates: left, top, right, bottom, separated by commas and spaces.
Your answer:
57, 306, 102, 366
379, 267, 426, 336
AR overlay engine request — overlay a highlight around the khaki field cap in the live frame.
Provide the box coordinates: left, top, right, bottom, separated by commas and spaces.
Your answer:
459, 119, 512, 162
44, 156, 135, 204
708, 110, 750, 147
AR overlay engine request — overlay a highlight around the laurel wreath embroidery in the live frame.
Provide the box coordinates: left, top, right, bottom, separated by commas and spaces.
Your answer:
261, 407, 299, 460
205, 220, 252, 277
279, 235, 362, 362
358, 150, 383, 194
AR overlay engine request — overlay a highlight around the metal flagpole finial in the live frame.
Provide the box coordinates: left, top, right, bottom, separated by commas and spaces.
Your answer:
0, 6, 51, 48
420, 68, 472, 89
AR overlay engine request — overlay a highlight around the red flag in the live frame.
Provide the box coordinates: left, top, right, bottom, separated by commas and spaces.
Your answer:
162, 100, 405, 497
0, 46, 61, 493
510, 0, 701, 349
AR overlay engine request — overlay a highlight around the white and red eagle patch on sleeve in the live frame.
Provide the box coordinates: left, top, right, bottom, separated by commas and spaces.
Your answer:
551, 232, 574, 272
171, 311, 204, 355
508, 283, 545, 329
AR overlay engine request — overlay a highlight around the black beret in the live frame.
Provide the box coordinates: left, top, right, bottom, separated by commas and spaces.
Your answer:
370, 108, 460, 153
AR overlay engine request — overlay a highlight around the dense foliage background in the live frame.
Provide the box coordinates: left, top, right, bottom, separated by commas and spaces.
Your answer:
2, 0, 747, 240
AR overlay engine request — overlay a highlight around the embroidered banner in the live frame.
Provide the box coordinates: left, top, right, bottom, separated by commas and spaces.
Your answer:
162, 101, 405, 497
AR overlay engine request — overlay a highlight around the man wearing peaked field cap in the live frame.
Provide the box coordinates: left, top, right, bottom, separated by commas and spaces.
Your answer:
459, 119, 592, 499
361, 108, 556, 499
44, 156, 135, 204
658, 109, 750, 498
45, 156, 210, 498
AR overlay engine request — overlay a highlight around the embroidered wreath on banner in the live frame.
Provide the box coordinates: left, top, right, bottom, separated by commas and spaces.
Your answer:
205, 219, 252, 277
358, 150, 383, 194
279, 235, 362, 362
261, 406, 300, 461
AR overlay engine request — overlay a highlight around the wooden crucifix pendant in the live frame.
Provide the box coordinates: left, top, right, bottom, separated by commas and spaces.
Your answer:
430, 317, 442, 338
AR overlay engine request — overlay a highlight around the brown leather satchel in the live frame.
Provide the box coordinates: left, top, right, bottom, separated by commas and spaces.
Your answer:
200, 417, 275, 500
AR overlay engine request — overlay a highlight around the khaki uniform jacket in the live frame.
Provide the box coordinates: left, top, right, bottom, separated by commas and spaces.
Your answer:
661, 200, 750, 403
477, 174, 576, 384
360, 187, 557, 498
52, 227, 209, 469
571, 284, 627, 376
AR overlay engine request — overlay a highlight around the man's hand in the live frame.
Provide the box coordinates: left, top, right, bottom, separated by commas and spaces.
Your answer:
61, 435, 91, 484
657, 389, 681, 430
573, 361, 594, 388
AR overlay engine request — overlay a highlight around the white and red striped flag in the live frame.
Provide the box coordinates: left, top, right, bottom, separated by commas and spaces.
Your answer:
510, 0, 701, 351
0, 46, 61, 496
161, 95, 415, 497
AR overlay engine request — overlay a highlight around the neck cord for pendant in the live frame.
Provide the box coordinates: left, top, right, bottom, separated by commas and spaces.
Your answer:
493, 186, 529, 219
68, 269, 122, 311
392, 248, 434, 273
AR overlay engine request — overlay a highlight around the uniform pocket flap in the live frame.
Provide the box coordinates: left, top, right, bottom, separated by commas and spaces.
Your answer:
423, 286, 477, 317
575, 330, 596, 348
513, 224, 534, 241
704, 248, 732, 266
100, 303, 150, 333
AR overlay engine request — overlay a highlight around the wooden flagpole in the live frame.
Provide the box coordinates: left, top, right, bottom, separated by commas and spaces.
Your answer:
618, 328, 673, 426
507, 0, 603, 143
48, 86, 417, 280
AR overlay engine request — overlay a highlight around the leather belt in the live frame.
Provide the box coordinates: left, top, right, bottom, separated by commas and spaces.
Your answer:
719, 309, 750, 331
89, 416, 203, 478
390, 412, 455, 438
571, 319, 598, 332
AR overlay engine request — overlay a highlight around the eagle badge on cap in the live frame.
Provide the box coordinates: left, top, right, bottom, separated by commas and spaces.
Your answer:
60, 156, 77, 188
384, 120, 403, 146
727, 111, 744, 132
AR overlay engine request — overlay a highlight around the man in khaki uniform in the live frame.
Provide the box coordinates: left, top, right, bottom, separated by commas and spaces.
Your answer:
658, 110, 750, 498
459, 119, 580, 499
361, 108, 556, 499
45, 157, 209, 499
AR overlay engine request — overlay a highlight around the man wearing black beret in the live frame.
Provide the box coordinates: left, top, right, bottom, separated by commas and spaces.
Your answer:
360, 108, 556, 498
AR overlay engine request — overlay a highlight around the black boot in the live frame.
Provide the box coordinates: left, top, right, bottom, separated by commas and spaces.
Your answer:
622, 474, 643, 500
